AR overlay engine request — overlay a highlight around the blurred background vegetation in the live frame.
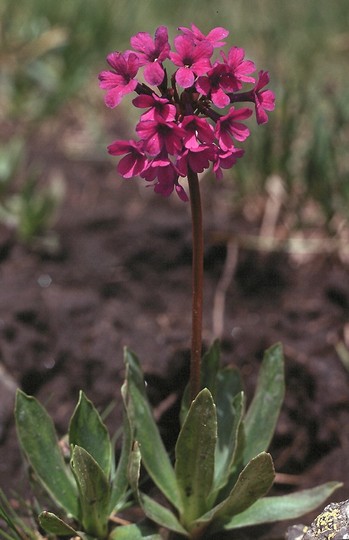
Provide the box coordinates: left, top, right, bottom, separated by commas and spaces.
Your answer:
0, 0, 348, 244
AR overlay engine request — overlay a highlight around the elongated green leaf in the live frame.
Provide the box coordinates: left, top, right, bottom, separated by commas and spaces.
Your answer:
140, 493, 188, 536
15, 390, 79, 518
122, 348, 182, 511
109, 402, 132, 513
109, 522, 162, 539
71, 445, 110, 537
213, 376, 245, 497
128, 443, 187, 536
220, 482, 342, 530
69, 391, 112, 478
180, 341, 222, 425
175, 389, 217, 525
39, 511, 79, 536
195, 452, 275, 532
244, 343, 285, 463
201, 340, 221, 397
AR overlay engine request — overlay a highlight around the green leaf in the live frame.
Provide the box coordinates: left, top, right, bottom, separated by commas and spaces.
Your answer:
109, 402, 133, 513
38, 511, 79, 536
69, 391, 112, 478
212, 370, 245, 497
195, 452, 275, 532
175, 389, 217, 525
243, 343, 285, 464
140, 494, 188, 537
71, 445, 110, 537
180, 341, 221, 424
122, 348, 182, 511
109, 522, 162, 539
128, 442, 187, 536
15, 390, 79, 518
200, 340, 221, 397
220, 482, 342, 530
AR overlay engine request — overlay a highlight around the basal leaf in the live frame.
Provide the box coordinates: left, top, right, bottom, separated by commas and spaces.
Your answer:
195, 452, 275, 532
200, 340, 221, 398
71, 445, 110, 538
109, 401, 132, 513
15, 390, 79, 518
175, 389, 217, 525
69, 391, 112, 478
109, 522, 162, 539
128, 442, 187, 536
243, 343, 285, 464
122, 348, 182, 511
212, 371, 244, 498
220, 482, 342, 530
180, 341, 222, 425
38, 511, 79, 536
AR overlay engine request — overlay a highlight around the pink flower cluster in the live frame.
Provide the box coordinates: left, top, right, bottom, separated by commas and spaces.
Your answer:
99, 25, 275, 201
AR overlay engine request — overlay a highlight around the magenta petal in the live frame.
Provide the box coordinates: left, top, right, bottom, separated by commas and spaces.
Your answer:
117, 154, 138, 177
104, 88, 124, 108
132, 94, 154, 108
211, 88, 230, 108
145, 133, 161, 155
175, 183, 189, 202
260, 89, 275, 111
108, 140, 133, 155
195, 76, 211, 96
98, 71, 123, 89
255, 103, 269, 125
131, 32, 154, 54
176, 66, 194, 88
144, 62, 165, 85
206, 27, 229, 45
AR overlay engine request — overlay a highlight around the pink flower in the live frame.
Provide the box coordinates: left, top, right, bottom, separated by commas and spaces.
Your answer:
136, 119, 185, 156
169, 35, 213, 88
178, 24, 229, 48
252, 71, 275, 124
98, 51, 139, 108
196, 63, 232, 108
176, 145, 216, 176
108, 140, 148, 178
215, 107, 252, 150
220, 47, 255, 91
132, 93, 176, 122
100, 25, 275, 201
213, 147, 244, 180
179, 116, 214, 149
130, 26, 170, 86
142, 158, 188, 201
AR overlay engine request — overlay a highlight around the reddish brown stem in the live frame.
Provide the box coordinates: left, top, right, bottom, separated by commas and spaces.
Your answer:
187, 168, 204, 401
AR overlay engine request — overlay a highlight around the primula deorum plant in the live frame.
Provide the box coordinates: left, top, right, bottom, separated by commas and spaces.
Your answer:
0, 24, 341, 540
98, 24, 340, 539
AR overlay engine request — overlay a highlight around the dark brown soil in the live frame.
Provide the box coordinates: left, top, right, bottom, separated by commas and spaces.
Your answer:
1, 116, 349, 539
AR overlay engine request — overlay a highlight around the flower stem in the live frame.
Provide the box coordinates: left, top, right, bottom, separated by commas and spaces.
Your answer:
187, 168, 203, 401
